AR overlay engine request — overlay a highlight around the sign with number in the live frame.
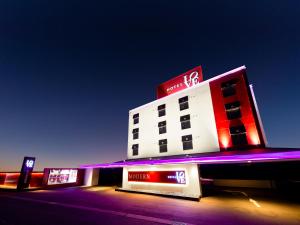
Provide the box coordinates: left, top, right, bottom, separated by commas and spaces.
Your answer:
17, 156, 36, 190
26, 159, 34, 168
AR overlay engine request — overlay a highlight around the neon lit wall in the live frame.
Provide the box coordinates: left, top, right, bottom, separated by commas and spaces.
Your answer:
209, 68, 265, 150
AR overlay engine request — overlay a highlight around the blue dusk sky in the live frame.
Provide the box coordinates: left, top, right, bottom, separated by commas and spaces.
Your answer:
0, 0, 299, 171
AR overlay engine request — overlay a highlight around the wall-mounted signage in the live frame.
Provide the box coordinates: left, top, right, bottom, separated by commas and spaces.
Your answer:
47, 169, 78, 185
128, 170, 186, 184
156, 66, 203, 99
17, 156, 36, 190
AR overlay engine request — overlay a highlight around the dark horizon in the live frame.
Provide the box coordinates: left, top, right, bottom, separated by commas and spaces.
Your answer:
0, 1, 300, 171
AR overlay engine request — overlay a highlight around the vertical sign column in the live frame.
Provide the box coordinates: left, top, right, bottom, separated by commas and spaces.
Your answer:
17, 156, 36, 190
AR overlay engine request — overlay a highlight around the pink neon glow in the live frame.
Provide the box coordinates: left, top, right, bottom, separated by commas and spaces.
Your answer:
80, 149, 300, 169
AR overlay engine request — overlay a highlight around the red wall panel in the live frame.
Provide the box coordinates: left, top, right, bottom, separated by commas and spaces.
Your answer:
0, 172, 44, 187
209, 68, 265, 150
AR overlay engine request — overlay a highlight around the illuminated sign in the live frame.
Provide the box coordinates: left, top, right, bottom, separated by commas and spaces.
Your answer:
156, 66, 203, 99
47, 169, 78, 185
17, 156, 36, 190
25, 159, 34, 168
128, 170, 186, 184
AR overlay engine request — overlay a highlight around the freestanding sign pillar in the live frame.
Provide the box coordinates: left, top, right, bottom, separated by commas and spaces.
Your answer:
17, 156, 36, 191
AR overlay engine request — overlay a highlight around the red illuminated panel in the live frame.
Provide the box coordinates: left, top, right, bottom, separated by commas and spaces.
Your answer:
156, 66, 203, 99
0, 172, 43, 187
0, 173, 6, 185
209, 68, 265, 150
30, 173, 44, 187
3, 173, 19, 186
128, 171, 186, 184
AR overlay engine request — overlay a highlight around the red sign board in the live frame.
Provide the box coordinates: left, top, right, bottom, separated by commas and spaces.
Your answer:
128, 170, 186, 184
156, 66, 203, 99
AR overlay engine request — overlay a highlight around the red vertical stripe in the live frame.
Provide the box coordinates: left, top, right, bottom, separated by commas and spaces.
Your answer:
209, 68, 264, 150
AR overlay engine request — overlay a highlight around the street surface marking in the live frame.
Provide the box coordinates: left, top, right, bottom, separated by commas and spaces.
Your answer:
0, 195, 194, 225
223, 190, 262, 208
249, 198, 261, 208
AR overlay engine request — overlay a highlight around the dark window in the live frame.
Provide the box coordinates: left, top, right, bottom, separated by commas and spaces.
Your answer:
132, 128, 139, 140
158, 104, 166, 117
182, 135, 193, 150
179, 96, 189, 111
132, 144, 139, 156
159, 139, 168, 153
180, 115, 191, 130
225, 101, 241, 120
221, 79, 238, 97
133, 113, 139, 124
158, 121, 167, 134
229, 125, 248, 146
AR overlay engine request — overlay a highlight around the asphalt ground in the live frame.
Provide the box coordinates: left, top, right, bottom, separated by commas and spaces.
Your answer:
0, 186, 300, 225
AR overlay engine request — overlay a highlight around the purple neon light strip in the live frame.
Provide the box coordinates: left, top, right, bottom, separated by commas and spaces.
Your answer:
80, 150, 300, 168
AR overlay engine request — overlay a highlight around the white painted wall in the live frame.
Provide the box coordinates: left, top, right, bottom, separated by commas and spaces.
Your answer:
121, 164, 201, 199
83, 168, 100, 186
128, 82, 220, 159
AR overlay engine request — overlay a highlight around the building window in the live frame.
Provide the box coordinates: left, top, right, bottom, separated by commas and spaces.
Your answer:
159, 139, 168, 153
221, 79, 238, 97
182, 135, 193, 150
132, 144, 139, 156
158, 121, 167, 134
132, 128, 139, 140
229, 125, 248, 146
225, 101, 241, 120
158, 104, 166, 117
179, 96, 189, 111
180, 115, 191, 130
133, 113, 139, 124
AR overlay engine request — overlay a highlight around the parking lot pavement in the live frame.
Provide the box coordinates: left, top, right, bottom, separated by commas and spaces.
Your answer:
0, 186, 300, 225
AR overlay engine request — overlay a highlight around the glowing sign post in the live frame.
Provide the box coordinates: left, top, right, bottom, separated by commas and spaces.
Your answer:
17, 156, 36, 190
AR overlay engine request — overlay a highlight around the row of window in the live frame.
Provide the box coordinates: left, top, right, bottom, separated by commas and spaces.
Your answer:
132, 96, 190, 125
131, 135, 193, 156
221, 78, 248, 146
133, 102, 242, 125
132, 124, 248, 156
221, 79, 242, 120
132, 114, 191, 140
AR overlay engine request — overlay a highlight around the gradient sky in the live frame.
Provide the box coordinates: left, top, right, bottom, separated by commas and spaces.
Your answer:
0, 1, 299, 171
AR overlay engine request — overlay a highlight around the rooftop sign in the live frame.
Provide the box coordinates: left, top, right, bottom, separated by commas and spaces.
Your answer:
156, 66, 203, 99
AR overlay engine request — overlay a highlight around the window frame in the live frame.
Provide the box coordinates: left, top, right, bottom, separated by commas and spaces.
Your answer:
132, 128, 139, 140
159, 139, 168, 153
133, 113, 139, 124
180, 114, 191, 130
179, 96, 189, 111
182, 134, 193, 150
158, 121, 167, 134
158, 104, 166, 117
132, 144, 139, 156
